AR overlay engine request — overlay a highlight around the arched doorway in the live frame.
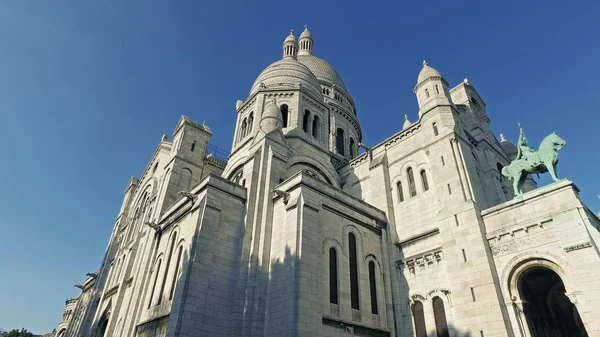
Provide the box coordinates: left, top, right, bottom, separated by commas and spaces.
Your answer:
518, 266, 587, 337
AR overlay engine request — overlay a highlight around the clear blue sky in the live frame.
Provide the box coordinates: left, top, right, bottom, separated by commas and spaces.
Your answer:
1, 1, 599, 333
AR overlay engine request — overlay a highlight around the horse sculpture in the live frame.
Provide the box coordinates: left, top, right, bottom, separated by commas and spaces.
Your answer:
501, 131, 566, 196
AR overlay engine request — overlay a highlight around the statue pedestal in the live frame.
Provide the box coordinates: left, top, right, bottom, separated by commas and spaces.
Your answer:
480, 179, 600, 337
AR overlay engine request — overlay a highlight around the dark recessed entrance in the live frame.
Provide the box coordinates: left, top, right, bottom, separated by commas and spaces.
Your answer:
518, 266, 588, 337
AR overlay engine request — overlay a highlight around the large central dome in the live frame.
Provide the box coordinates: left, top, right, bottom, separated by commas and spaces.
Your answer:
249, 59, 323, 99
297, 54, 347, 91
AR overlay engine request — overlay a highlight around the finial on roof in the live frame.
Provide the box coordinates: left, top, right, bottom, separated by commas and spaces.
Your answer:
464, 78, 470, 84
423, 60, 428, 67
290, 29, 294, 35
161, 134, 168, 142
500, 133, 506, 142
403, 114, 413, 130
304, 25, 308, 30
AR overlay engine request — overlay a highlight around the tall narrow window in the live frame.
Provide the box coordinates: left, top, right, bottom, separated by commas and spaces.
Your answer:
420, 170, 429, 192
425, 88, 430, 98
412, 301, 427, 337
407, 167, 417, 197
435, 84, 440, 94
336, 128, 345, 156
368, 261, 378, 314
302, 110, 310, 133
158, 234, 177, 305
241, 118, 247, 139
312, 115, 320, 138
349, 137, 355, 158
247, 112, 254, 134
397, 181, 404, 202
329, 248, 338, 304
148, 259, 162, 309
280, 105, 289, 128
433, 122, 439, 136
169, 246, 183, 300
349, 233, 359, 310
432, 297, 449, 337
190, 141, 196, 152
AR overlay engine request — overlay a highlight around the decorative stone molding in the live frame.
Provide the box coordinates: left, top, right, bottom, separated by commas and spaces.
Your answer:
396, 249, 443, 274
487, 219, 556, 257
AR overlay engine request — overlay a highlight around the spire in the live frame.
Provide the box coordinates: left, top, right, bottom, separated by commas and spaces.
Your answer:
298, 25, 314, 56
423, 60, 428, 67
282, 30, 298, 60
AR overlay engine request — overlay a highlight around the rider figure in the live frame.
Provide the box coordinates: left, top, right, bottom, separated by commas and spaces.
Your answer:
516, 123, 539, 165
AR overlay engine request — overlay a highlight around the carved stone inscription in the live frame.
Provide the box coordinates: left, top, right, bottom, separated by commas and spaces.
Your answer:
489, 229, 557, 257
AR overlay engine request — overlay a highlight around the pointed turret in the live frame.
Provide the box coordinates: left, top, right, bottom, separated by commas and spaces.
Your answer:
298, 25, 314, 56
260, 99, 283, 133
414, 60, 453, 115
282, 30, 298, 60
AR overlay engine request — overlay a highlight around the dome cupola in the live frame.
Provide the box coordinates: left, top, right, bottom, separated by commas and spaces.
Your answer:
298, 25, 314, 56
414, 60, 453, 114
283, 30, 298, 60
417, 60, 443, 85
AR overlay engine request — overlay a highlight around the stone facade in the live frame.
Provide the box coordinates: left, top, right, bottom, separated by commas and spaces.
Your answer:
54, 27, 600, 337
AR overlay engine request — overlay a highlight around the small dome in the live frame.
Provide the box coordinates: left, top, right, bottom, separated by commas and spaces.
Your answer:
500, 134, 518, 161
260, 99, 282, 132
402, 114, 413, 130
299, 25, 312, 39
249, 59, 323, 99
297, 54, 347, 91
284, 30, 297, 44
417, 60, 442, 84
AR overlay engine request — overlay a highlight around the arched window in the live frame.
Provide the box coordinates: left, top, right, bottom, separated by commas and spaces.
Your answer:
433, 122, 439, 136
312, 115, 319, 138
412, 301, 427, 337
433, 297, 449, 337
420, 170, 429, 192
336, 128, 345, 156
368, 261, 378, 315
148, 259, 162, 309
348, 233, 359, 310
302, 110, 310, 133
435, 84, 440, 94
349, 137, 355, 158
329, 247, 338, 304
407, 167, 417, 197
158, 233, 177, 305
240, 118, 247, 140
280, 105, 289, 128
169, 246, 184, 300
397, 181, 404, 202
247, 112, 253, 134
470, 97, 479, 108
425, 88, 430, 98
180, 168, 192, 191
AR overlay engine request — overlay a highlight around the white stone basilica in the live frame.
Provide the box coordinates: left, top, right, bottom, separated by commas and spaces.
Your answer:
54, 27, 600, 337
